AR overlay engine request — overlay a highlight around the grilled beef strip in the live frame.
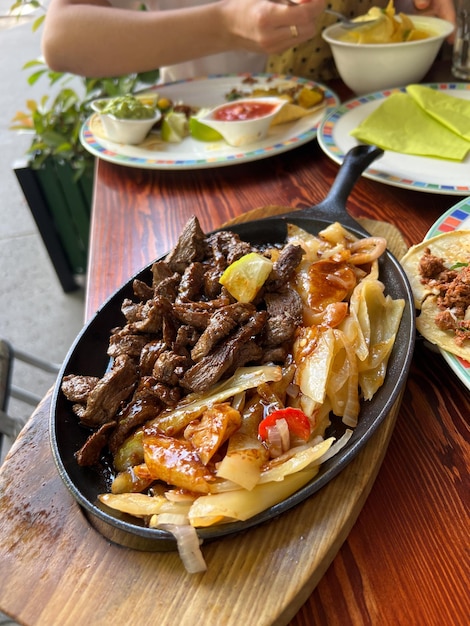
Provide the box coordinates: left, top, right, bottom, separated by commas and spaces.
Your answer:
205, 230, 253, 266
181, 311, 268, 392
132, 278, 154, 302
153, 273, 181, 301
77, 354, 138, 428
177, 262, 206, 301
108, 376, 181, 454
174, 325, 200, 355
266, 244, 305, 291
191, 302, 257, 362
152, 350, 191, 386
263, 288, 303, 347
107, 330, 152, 359
138, 340, 167, 376
62, 374, 99, 403
75, 421, 117, 466
164, 215, 207, 273
151, 260, 175, 288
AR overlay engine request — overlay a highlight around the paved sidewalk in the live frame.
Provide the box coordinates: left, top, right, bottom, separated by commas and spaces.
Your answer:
0, 9, 85, 453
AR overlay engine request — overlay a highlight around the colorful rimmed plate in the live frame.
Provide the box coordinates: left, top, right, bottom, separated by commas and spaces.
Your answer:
318, 83, 470, 195
424, 197, 470, 390
80, 74, 339, 170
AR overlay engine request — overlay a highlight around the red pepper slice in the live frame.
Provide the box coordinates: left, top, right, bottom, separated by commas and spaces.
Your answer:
258, 407, 311, 442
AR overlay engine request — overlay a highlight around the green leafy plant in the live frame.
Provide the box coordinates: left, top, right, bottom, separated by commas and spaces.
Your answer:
9, 0, 159, 180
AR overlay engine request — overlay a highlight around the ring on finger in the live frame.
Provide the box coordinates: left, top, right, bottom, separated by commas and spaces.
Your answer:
290, 24, 299, 38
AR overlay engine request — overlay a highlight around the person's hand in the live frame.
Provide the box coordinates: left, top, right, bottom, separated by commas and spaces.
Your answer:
412, 0, 456, 41
220, 0, 326, 55
413, 0, 455, 21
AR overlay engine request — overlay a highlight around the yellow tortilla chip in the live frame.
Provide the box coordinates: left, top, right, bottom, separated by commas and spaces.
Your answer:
89, 113, 107, 140
272, 100, 326, 126
247, 83, 326, 125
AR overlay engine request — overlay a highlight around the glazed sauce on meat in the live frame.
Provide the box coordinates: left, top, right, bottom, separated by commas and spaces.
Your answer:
213, 101, 278, 121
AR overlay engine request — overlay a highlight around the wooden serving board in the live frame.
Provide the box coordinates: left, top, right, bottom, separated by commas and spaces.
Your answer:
0, 210, 407, 626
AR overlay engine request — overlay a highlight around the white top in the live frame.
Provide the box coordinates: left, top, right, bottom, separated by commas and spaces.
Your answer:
108, 0, 267, 82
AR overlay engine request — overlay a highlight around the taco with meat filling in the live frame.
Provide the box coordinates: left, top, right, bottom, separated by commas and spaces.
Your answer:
400, 231, 470, 360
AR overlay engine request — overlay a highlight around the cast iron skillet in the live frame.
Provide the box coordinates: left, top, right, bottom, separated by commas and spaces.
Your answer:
50, 144, 416, 551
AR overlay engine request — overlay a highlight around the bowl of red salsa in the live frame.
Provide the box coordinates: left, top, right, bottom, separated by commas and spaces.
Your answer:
199, 97, 286, 147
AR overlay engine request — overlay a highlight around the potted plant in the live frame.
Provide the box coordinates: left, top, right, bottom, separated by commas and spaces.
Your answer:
10, 0, 159, 291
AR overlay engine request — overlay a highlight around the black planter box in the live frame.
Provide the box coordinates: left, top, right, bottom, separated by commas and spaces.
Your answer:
14, 157, 93, 292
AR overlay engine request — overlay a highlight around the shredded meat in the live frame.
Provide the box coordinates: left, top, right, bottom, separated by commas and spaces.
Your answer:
418, 248, 448, 279
438, 265, 470, 318
418, 248, 470, 348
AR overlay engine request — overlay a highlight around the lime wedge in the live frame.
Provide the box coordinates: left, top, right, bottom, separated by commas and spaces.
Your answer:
219, 252, 273, 303
161, 111, 188, 143
189, 116, 223, 142
136, 92, 159, 108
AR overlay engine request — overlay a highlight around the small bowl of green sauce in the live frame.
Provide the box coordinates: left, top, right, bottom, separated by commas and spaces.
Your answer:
91, 95, 161, 144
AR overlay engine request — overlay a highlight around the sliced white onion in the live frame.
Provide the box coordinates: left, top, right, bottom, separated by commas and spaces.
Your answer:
209, 478, 244, 493
266, 424, 281, 458
165, 490, 197, 503
265, 417, 292, 458
156, 513, 189, 526
158, 523, 207, 574
277, 417, 290, 452
349, 237, 387, 265
231, 391, 246, 412
314, 429, 353, 465
286, 382, 300, 399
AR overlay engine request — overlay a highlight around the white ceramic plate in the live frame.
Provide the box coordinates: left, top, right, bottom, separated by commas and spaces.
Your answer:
423, 196, 470, 390
318, 83, 470, 195
80, 73, 339, 170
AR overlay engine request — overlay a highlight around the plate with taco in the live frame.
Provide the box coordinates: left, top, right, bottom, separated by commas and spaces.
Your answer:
400, 197, 470, 389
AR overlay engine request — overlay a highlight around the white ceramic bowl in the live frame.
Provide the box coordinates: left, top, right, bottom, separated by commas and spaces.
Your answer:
91, 99, 161, 145
322, 15, 454, 95
199, 97, 286, 147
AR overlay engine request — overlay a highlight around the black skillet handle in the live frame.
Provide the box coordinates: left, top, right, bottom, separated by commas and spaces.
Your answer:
304, 144, 384, 231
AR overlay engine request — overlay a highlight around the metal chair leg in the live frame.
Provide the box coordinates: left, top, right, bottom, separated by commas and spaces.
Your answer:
0, 339, 61, 451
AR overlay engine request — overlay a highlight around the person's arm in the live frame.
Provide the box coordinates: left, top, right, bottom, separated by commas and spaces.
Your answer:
42, 0, 325, 77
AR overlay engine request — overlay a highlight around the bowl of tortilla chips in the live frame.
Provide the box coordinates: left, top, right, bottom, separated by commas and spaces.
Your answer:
322, 1, 454, 95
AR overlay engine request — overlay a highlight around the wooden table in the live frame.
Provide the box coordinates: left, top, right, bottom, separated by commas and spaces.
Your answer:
1, 76, 469, 625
